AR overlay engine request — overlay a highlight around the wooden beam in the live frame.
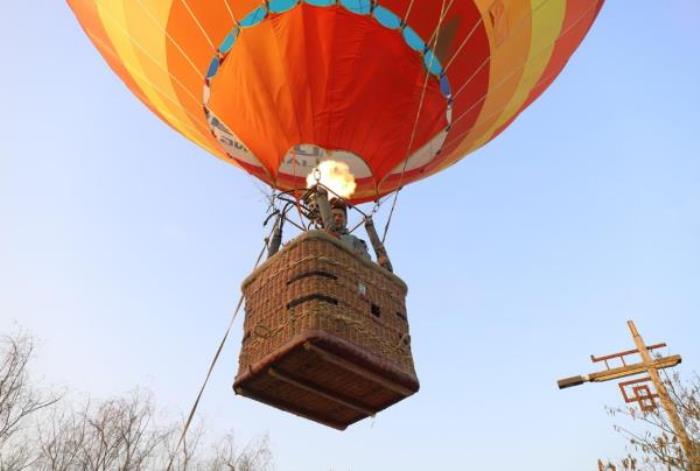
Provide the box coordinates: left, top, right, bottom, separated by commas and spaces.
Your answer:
234, 384, 348, 430
303, 342, 414, 396
268, 368, 375, 417
627, 321, 698, 470
558, 355, 682, 389
588, 355, 682, 383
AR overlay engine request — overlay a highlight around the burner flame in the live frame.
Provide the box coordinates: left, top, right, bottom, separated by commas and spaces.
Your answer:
306, 160, 356, 199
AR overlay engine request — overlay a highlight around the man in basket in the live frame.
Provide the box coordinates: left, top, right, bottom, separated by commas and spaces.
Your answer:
326, 197, 393, 273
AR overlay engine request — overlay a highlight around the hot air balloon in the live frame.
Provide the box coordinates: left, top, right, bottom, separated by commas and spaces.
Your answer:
68, 0, 604, 430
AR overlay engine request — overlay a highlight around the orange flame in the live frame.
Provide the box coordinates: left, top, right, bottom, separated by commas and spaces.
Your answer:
306, 160, 357, 199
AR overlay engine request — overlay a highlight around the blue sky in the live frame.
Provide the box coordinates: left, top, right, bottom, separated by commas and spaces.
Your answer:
1, 1, 699, 469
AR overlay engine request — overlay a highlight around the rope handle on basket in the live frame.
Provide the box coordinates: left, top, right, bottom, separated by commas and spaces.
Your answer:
253, 324, 272, 340
248, 309, 303, 344
396, 333, 411, 350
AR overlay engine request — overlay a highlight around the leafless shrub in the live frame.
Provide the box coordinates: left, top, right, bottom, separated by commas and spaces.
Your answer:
202, 433, 273, 471
0, 333, 59, 470
601, 373, 700, 470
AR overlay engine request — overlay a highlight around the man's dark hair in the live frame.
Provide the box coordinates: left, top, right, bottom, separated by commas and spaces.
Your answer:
330, 198, 348, 215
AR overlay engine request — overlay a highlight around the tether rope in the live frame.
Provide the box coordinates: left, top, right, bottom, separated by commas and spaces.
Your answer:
165, 223, 275, 471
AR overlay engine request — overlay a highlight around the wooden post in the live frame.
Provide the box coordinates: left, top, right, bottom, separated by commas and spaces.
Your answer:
627, 320, 698, 470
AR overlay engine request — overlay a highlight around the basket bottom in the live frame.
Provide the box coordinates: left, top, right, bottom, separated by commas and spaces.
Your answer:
233, 333, 419, 430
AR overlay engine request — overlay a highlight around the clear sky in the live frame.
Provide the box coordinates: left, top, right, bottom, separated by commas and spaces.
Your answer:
2, 1, 699, 470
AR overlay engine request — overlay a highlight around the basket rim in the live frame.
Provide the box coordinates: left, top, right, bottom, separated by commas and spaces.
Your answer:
242, 230, 408, 292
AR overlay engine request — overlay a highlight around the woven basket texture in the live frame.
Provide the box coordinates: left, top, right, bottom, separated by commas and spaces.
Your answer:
237, 230, 417, 385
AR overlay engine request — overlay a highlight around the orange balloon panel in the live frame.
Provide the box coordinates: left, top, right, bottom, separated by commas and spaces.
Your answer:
67, 0, 604, 203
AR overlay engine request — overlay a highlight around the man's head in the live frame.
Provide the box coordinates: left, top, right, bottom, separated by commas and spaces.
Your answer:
330, 199, 347, 232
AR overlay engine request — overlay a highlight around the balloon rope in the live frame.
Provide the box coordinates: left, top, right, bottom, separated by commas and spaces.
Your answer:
442, 0, 559, 75
381, 0, 449, 244
133, 0, 204, 77
403, 0, 417, 25
381, 190, 400, 244
441, 17, 485, 74
222, 0, 238, 24
294, 196, 309, 231
349, 198, 384, 234
444, 0, 599, 126
427, 0, 456, 45
179, 0, 216, 51
133, 0, 271, 183
399, 0, 449, 181
442, 0, 562, 124
165, 228, 272, 471
83, 31, 212, 144
442, 0, 601, 151
89, 3, 203, 107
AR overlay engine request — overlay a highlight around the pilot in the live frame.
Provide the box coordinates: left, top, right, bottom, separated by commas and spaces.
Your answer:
314, 186, 394, 272
329, 199, 371, 262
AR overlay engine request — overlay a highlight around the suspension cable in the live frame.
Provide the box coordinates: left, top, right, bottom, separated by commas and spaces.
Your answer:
381, 187, 402, 244
348, 198, 385, 234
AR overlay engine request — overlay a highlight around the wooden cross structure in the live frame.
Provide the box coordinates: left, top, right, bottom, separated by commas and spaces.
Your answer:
557, 320, 698, 470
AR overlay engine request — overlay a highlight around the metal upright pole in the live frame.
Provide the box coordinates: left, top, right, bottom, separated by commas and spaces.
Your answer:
627, 320, 698, 470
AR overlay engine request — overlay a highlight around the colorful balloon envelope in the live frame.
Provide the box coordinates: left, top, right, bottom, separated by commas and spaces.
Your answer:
68, 0, 604, 203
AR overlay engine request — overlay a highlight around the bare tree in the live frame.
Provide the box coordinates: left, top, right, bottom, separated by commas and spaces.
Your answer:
200, 433, 273, 471
161, 420, 273, 471
0, 330, 273, 470
161, 419, 204, 471
35, 391, 171, 471
36, 407, 87, 471
602, 372, 700, 470
0, 333, 59, 470
79, 392, 167, 470
35, 400, 273, 471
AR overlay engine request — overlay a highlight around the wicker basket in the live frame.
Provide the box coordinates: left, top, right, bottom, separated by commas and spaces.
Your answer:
233, 230, 419, 430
